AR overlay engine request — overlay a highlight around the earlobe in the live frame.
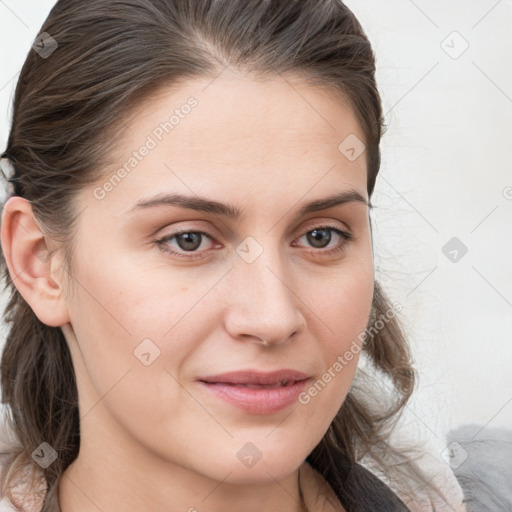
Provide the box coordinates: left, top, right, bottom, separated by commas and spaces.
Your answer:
0, 196, 70, 327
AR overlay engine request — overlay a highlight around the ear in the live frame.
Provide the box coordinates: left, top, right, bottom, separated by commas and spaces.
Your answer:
0, 196, 70, 327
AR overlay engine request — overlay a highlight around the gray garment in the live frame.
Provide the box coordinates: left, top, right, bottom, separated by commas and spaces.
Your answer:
447, 424, 512, 512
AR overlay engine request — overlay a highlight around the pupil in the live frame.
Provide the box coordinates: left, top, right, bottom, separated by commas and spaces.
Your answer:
178, 232, 201, 251
308, 228, 331, 248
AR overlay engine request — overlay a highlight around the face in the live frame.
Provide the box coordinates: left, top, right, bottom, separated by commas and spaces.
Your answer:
60, 70, 374, 485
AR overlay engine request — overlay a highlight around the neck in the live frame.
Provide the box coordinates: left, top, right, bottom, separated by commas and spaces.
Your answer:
57, 413, 311, 512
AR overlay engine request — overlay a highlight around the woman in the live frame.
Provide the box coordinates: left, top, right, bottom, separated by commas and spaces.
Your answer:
0, 1, 467, 511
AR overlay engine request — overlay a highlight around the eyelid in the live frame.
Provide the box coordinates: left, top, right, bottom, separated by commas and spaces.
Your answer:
156, 217, 350, 244
298, 217, 351, 234
155, 220, 221, 240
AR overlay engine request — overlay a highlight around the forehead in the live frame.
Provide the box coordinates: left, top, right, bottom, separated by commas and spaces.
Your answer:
82, 70, 368, 215
136, 70, 363, 148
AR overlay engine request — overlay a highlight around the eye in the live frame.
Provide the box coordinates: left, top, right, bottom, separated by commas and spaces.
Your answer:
155, 230, 216, 260
294, 225, 353, 256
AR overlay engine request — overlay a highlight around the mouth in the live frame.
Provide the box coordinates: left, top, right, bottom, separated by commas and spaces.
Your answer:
210, 380, 302, 389
198, 369, 310, 386
196, 369, 311, 414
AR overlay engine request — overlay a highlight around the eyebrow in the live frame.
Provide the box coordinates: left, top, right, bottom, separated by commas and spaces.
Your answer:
126, 189, 371, 218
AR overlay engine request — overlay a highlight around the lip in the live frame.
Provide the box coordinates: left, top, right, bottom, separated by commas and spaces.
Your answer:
198, 369, 309, 385
197, 369, 311, 415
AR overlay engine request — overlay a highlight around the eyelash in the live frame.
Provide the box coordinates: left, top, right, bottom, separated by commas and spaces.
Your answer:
155, 225, 353, 260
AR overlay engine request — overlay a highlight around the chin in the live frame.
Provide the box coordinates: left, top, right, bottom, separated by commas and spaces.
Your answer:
198, 442, 308, 485
221, 459, 303, 486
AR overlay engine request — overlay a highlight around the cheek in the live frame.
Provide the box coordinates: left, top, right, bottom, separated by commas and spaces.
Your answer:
296, 262, 374, 430
66, 243, 227, 414
66, 277, 197, 445
295, 343, 361, 451
319, 261, 374, 348
69, 240, 206, 341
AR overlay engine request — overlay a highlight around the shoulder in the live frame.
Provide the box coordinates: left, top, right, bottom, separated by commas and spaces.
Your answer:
0, 411, 19, 502
0, 412, 46, 512
447, 424, 512, 511
353, 453, 468, 512
344, 460, 413, 511
304, 458, 411, 512
0, 459, 45, 512
0, 443, 20, 511
306, 452, 468, 512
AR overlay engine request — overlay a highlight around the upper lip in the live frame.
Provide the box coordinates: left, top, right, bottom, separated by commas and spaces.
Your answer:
198, 369, 310, 385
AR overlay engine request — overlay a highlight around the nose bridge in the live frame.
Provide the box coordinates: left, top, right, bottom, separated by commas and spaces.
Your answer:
225, 236, 305, 343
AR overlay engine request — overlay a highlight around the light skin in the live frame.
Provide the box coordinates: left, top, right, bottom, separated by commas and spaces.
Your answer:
1, 69, 374, 512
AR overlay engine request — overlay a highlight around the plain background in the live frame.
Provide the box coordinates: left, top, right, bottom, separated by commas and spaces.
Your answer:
0, 0, 511, 467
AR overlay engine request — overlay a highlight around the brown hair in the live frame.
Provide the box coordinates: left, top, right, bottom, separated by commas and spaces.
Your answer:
0, 0, 446, 510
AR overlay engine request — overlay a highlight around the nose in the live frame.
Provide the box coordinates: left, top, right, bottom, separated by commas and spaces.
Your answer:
223, 244, 306, 347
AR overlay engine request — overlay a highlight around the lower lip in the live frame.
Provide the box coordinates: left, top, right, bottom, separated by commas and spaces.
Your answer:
198, 379, 310, 414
